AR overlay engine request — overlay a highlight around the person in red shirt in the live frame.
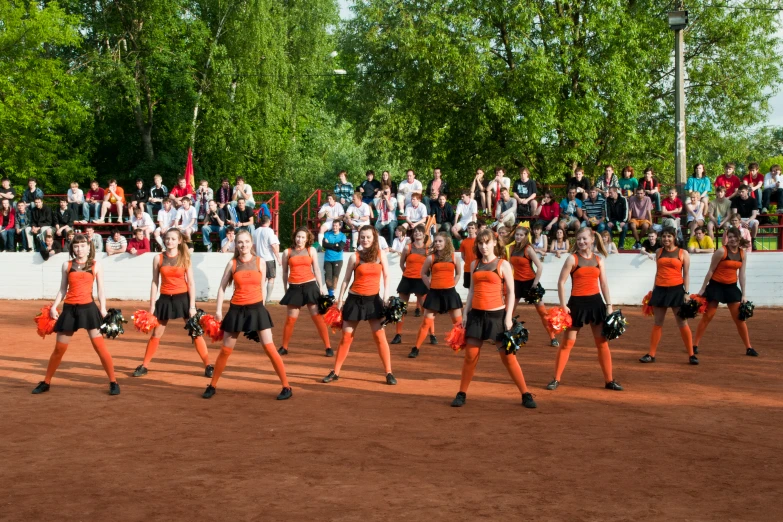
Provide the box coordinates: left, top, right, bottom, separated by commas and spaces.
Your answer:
715, 163, 741, 199
742, 162, 764, 211
640, 168, 661, 211
169, 176, 194, 208
660, 187, 683, 233
534, 190, 560, 236
127, 227, 151, 255
85, 180, 105, 223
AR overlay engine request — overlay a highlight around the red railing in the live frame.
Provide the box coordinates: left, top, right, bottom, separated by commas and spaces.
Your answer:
254, 191, 281, 235
292, 189, 322, 232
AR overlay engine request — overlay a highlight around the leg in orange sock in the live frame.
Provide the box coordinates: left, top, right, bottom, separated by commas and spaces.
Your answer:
371, 328, 393, 373
44, 341, 69, 383
648, 325, 663, 357
678, 325, 694, 356
210, 346, 233, 387
263, 342, 290, 387
281, 315, 297, 349
90, 336, 116, 382
414, 317, 434, 349
193, 336, 210, 366
553, 335, 576, 381
333, 328, 355, 375
535, 304, 555, 340
498, 350, 529, 394
728, 302, 752, 349
141, 336, 161, 367
310, 313, 332, 349
459, 343, 481, 393
694, 302, 718, 346
591, 326, 613, 383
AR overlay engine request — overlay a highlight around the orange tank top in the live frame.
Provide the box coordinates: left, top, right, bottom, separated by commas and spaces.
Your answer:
712, 248, 743, 284
655, 248, 684, 287
231, 257, 264, 305
570, 253, 601, 296
351, 252, 382, 296
159, 253, 188, 295
471, 258, 506, 310
64, 261, 95, 305
459, 238, 476, 274
403, 244, 427, 279
287, 248, 315, 284
430, 254, 456, 290
510, 246, 536, 282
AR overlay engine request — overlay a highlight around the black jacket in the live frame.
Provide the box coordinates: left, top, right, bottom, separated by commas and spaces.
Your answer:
54, 208, 73, 227
605, 196, 629, 222
30, 205, 54, 227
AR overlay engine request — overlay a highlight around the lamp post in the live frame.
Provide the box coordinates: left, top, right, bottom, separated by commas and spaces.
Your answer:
668, 9, 689, 195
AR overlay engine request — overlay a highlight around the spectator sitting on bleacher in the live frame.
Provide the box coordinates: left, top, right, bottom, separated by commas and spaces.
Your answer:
558, 187, 582, 235
194, 179, 213, 220
660, 188, 683, 235
1, 199, 15, 251
373, 185, 397, 244
493, 187, 517, 229
762, 164, 783, 213
605, 186, 629, 249
53, 199, 73, 239
334, 170, 354, 207
253, 215, 281, 303
14, 201, 31, 251
706, 184, 731, 240
322, 219, 346, 297
550, 228, 570, 258
153, 198, 178, 250
640, 167, 662, 211
470, 169, 488, 214
397, 169, 423, 211
379, 170, 397, 197
105, 229, 127, 256
685, 190, 706, 238
169, 176, 194, 208
640, 229, 661, 260
63, 229, 75, 252
232, 197, 255, 234
0, 177, 16, 204
22, 178, 44, 206
346, 191, 372, 249
531, 223, 548, 258
131, 206, 156, 239
595, 165, 620, 197
67, 181, 89, 224
452, 190, 477, 239
215, 178, 231, 210
94, 179, 125, 223
85, 180, 104, 222
28, 196, 54, 250
127, 227, 150, 255
715, 163, 741, 200
221, 225, 236, 253
201, 200, 227, 252
425, 168, 449, 209
359, 170, 381, 204
392, 225, 410, 257
688, 226, 715, 254
686, 163, 711, 206
743, 162, 764, 211
618, 166, 638, 197
147, 174, 168, 216
130, 178, 149, 215
486, 167, 510, 210
629, 186, 653, 249
512, 167, 538, 218
731, 184, 759, 248
37, 229, 62, 261
431, 193, 455, 236
231, 176, 255, 208
581, 186, 606, 231
600, 230, 618, 255
317, 192, 345, 246
567, 168, 590, 201
534, 190, 560, 236
403, 192, 428, 232
176, 196, 198, 245
723, 213, 752, 253
84, 224, 103, 253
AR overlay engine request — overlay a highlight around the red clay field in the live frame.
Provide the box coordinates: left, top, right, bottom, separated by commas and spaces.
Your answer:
2, 300, 781, 521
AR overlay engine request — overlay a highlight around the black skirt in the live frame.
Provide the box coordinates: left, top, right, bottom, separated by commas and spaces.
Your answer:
422, 288, 463, 314
280, 281, 321, 307
703, 279, 742, 304
649, 285, 686, 308
464, 309, 505, 343
154, 292, 190, 321
514, 279, 535, 303
221, 301, 274, 333
567, 294, 607, 328
54, 302, 103, 333
463, 272, 471, 289
397, 276, 429, 296
342, 293, 384, 322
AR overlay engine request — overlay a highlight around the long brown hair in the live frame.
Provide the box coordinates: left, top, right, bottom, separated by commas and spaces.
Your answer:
432, 232, 454, 263
570, 227, 608, 257
473, 228, 503, 260
291, 226, 313, 249
511, 226, 530, 254
358, 225, 380, 263
725, 227, 751, 249
68, 233, 95, 267
232, 228, 254, 261
164, 228, 191, 268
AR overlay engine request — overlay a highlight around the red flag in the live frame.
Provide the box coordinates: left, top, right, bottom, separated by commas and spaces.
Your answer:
184, 148, 195, 191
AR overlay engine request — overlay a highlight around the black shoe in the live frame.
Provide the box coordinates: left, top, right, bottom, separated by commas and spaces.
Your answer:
278, 347, 288, 356
408, 347, 419, 358
325, 348, 334, 357
277, 387, 293, 400
132, 365, 148, 377
689, 355, 699, 365
31, 381, 50, 394
202, 385, 216, 398
204, 364, 214, 378
545, 379, 559, 390
693, 345, 699, 354
451, 391, 466, 407
639, 354, 655, 363
322, 370, 339, 383
746, 348, 759, 357
414, 308, 421, 317
522, 392, 537, 409
390, 334, 402, 344
386, 373, 397, 385
605, 380, 624, 391
429, 334, 437, 345
109, 382, 121, 395
550, 338, 560, 347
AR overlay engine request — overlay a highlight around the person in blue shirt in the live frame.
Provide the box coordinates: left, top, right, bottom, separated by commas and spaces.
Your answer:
558, 187, 584, 235
21, 178, 44, 205
685, 163, 711, 207
257, 202, 271, 220
322, 220, 347, 297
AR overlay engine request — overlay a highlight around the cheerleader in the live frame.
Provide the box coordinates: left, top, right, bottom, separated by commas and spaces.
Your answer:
203, 229, 291, 399
391, 225, 434, 345
408, 232, 463, 358
507, 226, 560, 347
693, 227, 756, 356
278, 227, 333, 357
322, 225, 395, 385
451, 229, 536, 408
32, 234, 119, 395
639, 226, 698, 364
133, 229, 213, 377
547, 227, 622, 391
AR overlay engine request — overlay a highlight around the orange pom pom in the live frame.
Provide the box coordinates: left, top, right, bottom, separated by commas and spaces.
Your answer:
445, 324, 466, 352
545, 306, 572, 334
34, 305, 57, 338
199, 314, 224, 343
642, 290, 654, 316
132, 310, 159, 334
690, 294, 708, 315
324, 305, 343, 333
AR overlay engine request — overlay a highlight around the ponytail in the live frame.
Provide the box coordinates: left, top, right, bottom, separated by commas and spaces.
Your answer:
164, 228, 191, 268
569, 227, 607, 257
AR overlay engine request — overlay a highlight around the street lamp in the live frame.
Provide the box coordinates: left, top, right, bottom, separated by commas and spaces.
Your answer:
669, 9, 689, 194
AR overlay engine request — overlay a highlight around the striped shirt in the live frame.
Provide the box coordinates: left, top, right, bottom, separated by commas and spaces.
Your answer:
582, 195, 606, 220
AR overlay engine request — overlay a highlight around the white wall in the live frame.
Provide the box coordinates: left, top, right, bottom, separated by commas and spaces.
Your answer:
1, 251, 781, 307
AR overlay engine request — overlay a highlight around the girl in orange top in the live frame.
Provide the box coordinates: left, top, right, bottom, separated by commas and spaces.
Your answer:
693, 227, 756, 356
549, 227, 622, 391
392, 225, 433, 345
507, 226, 559, 347
409, 232, 463, 358
278, 227, 332, 357
639, 226, 697, 365
32, 234, 119, 396
322, 225, 396, 385
451, 229, 536, 409
133, 228, 212, 378
458, 221, 478, 288
203, 229, 291, 400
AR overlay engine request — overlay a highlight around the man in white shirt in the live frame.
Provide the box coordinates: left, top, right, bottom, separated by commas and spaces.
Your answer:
253, 215, 282, 303
232, 176, 255, 208
67, 181, 89, 224
486, 167, 511, 211
345, 192, 372, 249
105, 230, 127, 256
397, 169, 423, 211
153, 198, 179, 249
762, 164, 783, 213
403, 192, 428, 231
451, 190, 478, 239
317, 193, 345, 246
494, 187, 517, 229
131, 207, 156, 239
176, 197, 198, 242
221, 226, 236, 253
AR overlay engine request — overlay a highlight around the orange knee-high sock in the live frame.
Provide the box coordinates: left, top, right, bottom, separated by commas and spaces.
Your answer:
396, 318, 404, 335
679, 325, 694, 356
90, 336, 116, 382
459, 344, 481, 393
594, 338, 613, 383
372, 330, 392, 373
210, 346, 233, 387
142, 336, 161, 367
333, 330, 354, 375
694, 306, 717, 346
649, 325, 663, 356
263, 343, 289, 387
500, 352, 529, 394
728, 304, 752, 348
44, 341, 69, 383
536, 305, 555, 340
282, 316, 297, 349
553, 338, 575, 381
193, 336, 210, 366
414, 317, 434, 349
310, 314, 332, 349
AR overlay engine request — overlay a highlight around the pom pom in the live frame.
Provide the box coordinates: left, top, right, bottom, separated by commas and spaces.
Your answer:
642, 290, 654, 316
318, 295, 335, 315
34, 305, 57, 338
100, 308, 127, 339
676, 295, 708, 320
131, 310, 159, 334
500, 316, 529, 354
244, 331, 261, 343
691, 294, 708, 314
524, 282, 546, 304
545, 306, 572, 334
445, 324, 466, 352
184, 309, 206, 339
602, 310, 628, 341
738, 301, 755, 321
199, 314, 224, 343
324, 305, 343, 333
380, 296, 408, 327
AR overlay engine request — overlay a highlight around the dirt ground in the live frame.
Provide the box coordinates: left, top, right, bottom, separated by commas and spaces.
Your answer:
1, 300, 781, 521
